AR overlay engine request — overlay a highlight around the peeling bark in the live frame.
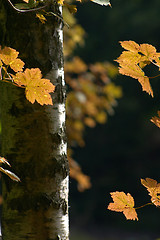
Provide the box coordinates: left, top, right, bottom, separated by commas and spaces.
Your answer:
0, 1, 69, 239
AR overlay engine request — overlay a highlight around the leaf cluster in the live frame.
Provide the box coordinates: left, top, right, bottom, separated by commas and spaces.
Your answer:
116, 41, 160, 98
63, 6, 121, 191
0, 46, 55, 105
116, 41, 160, 129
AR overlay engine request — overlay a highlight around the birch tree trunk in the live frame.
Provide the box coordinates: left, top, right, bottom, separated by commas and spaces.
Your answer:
0, 0, 69, 239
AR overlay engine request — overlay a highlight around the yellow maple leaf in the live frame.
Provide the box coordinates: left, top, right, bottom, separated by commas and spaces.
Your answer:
151, 111, 160, 128
116, 41, 156, 97
0, 46, 24, 72
138, 76, 153, 97
36, 13, 47, 24
118, 63, 144, 79
116, 51, 141, 65
108, 191, 138, 220
141, 178, 160, 206
120, 40, 140, 53
57, 0, 64, 4
139, 44, 157, 60
13, 68, 55, 105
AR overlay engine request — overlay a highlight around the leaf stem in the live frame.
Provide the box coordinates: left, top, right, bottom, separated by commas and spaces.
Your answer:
0, 78, 25, 88
148, 74, 160, 79
135, 202, 153, 210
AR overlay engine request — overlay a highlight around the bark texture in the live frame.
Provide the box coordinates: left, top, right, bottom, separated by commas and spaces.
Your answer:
0, 1, 69, 239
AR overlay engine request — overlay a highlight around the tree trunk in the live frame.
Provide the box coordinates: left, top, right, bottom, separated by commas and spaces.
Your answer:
0, 0, 69, 239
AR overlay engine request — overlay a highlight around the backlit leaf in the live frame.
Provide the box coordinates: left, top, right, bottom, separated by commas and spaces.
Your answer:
36, 13, 47, 24
0, 46, 24, 72
108, 191, 138, 220
116, 51, 141, 65
13, 68, 55, 105
118, 63, 144, 79
151, 111, 160, 128
138, 76, 153, 97
141, 178, 160, 206
139, 44, 157, 60
120, 40, 140, 53
69, 157, 91, 192
116, 41, 158, 97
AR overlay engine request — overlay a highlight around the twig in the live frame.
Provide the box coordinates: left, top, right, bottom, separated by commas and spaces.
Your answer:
6, 0, 46, 13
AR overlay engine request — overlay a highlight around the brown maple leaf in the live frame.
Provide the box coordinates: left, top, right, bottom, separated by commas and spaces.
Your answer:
108, 191, 138, 220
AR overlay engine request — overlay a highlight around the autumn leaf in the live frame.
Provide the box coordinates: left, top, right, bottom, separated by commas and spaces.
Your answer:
120, 41, 140, 53
36, 13, 47, 24
13, 68, 55, 105
139, 44, 158, 61
116, 41, 158, 97
69, 157, 91, 192
116, 51, 141, 65
64, 3, 77, 14
138, 76, 153, 97
151, 111, 160, 128
57, 0, 64, 4
108, 191, 138, 220
0, 46, 24, 72
141, 178, 160, 206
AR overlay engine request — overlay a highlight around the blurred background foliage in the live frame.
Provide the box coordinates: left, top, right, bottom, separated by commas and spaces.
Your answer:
64, 7, 122, 191
63, 0, 160, 239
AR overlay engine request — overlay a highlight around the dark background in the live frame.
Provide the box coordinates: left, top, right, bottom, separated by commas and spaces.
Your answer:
70, 0, 160, 239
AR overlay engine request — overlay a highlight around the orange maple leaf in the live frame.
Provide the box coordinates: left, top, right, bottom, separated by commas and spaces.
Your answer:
150, 111, 160, 128
108, 191, 138, 220
13, 68, 55, 105
0, 46, 24, 72
141, 178, 160, 206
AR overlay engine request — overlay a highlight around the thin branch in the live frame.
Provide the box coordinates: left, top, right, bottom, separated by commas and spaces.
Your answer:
45, 11, 69, 28
0, 78, 25, 88
6, 0, 46, 13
